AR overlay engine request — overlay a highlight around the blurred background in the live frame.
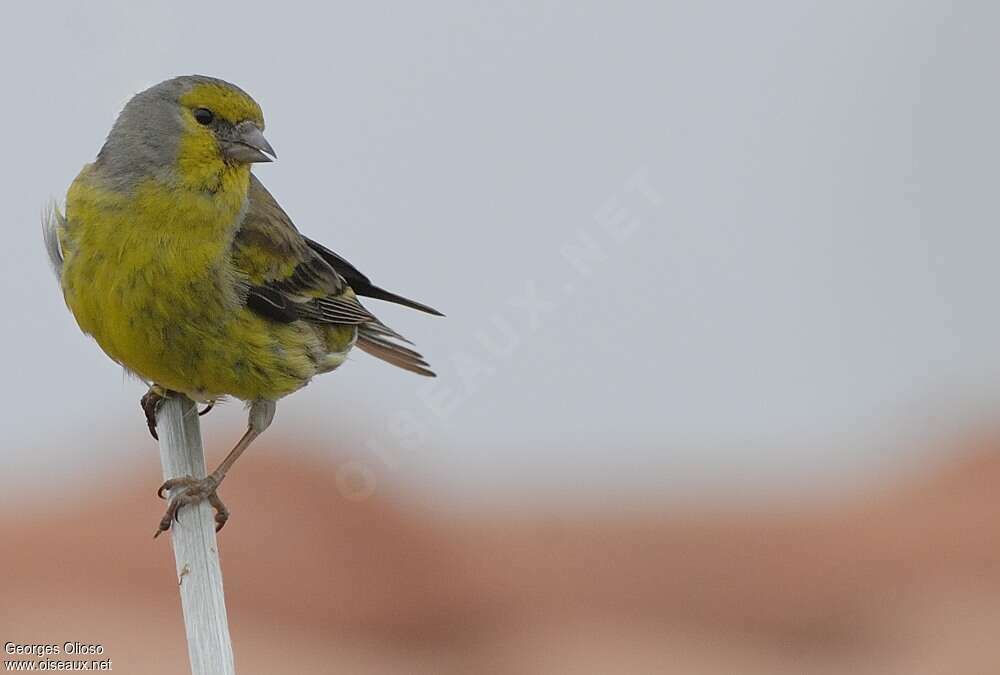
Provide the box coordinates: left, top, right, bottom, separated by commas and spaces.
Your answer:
3, 1, 1000, 672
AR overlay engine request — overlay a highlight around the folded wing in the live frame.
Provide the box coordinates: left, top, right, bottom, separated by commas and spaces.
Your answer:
232, 175, 437, 376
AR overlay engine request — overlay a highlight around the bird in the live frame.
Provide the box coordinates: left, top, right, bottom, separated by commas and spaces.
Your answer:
44, 75, 442, 537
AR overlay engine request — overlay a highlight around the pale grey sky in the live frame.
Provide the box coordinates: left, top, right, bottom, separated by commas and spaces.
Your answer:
2, 1, 998, 504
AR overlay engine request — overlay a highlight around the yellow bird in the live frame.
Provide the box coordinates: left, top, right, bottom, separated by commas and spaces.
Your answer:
44, 75, 441, 536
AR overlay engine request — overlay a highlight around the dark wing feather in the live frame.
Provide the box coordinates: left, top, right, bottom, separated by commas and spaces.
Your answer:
234, 176, 375, 326
305, 238, 444, 316
232, 175, 436, 376
245, 284, 299, 323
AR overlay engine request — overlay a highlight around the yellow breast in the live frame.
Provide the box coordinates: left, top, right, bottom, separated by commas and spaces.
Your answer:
59, 166, 321, 400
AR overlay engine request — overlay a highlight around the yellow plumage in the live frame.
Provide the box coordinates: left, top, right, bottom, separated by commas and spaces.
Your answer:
48, 75, 440, 535
60, 164, 326, 401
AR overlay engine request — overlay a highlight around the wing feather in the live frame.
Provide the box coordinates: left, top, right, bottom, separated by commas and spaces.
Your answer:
232, 175, 436, 376
305, 238, 444, 316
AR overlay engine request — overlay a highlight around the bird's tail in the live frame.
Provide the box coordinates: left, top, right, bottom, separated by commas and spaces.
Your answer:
42, 201, 65, 280
356, 321, 436, 377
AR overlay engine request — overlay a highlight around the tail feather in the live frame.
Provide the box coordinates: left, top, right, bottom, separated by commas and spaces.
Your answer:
361, 320, 415, 345
356, 324, 436, 377
43, 201, 65, 280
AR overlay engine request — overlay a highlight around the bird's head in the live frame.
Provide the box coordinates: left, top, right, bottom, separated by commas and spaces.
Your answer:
97, 75, 276, 192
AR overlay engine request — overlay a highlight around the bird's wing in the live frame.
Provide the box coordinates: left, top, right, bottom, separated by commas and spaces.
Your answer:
232, 175, 376, 325
304, 237, 443, 316
232, 175, 436, 376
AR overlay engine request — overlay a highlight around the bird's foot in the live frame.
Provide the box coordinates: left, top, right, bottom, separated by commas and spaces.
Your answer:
154, 475, 229, 538
141, 387, 215, 440
140, 385, 170, 440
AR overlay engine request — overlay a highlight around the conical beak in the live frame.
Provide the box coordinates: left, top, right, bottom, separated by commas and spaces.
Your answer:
223, 122, 277, 163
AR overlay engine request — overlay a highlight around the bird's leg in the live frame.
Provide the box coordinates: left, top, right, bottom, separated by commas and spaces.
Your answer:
155, 400, 276, 538
140, 384, 171, 440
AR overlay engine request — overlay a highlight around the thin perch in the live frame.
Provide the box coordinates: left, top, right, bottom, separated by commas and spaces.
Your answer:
156, 394, 236, 675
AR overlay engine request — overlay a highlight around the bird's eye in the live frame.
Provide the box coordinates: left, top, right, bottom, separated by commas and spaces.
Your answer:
193, 108, 214, 125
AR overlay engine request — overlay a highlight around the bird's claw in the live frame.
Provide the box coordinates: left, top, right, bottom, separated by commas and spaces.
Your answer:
140, 385, 169, 441
154, 475, 228, 537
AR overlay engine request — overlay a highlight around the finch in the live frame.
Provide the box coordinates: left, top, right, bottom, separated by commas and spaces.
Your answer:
44, 75, 441, 536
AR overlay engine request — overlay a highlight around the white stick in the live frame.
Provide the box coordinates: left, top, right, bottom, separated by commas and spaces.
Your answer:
156, 395, 236, 675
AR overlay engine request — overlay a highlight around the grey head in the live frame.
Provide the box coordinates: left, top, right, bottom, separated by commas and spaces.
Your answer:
94, 75, 276, 191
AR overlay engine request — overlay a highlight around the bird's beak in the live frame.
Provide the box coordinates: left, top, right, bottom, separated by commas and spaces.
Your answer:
223, 122, 277, 164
